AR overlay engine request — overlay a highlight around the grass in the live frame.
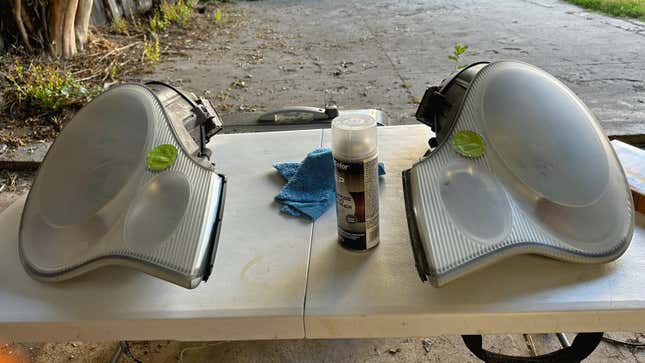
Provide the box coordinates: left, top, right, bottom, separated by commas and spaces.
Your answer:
7, 62, 94, 111
564, 0, 645, 20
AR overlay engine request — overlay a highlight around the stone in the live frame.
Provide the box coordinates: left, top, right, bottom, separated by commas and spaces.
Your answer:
0, 142, 50, 170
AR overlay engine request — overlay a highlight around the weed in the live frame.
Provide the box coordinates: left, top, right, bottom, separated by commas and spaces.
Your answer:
143, 38, 161, 64
8, 62, 92, 111
448, 44, 469, 70
111, 17, 129, 35
400, 80, 411, 89
149, 12, 169, 33
160, 0, 194, 27
214, 8, 223, 24
109, 64, 119, 81
130, 15, 145, 33
149, 0, 194, 33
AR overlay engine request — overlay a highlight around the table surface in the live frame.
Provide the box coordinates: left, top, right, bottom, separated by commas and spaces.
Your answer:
0, 129, 320, 342
306, 126, 645, 338
1, 125, 645, 342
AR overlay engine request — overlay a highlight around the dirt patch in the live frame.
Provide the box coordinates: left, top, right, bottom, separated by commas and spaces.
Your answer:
5, 341, 182, 363
0, 1, 243, 149
0, 169, 33, 195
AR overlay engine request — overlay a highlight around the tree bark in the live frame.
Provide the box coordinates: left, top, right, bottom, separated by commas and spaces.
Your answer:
11, 0, 33, 52
62, 0, 79, 57
74, 0, 93, 51
49, 0, 66, 56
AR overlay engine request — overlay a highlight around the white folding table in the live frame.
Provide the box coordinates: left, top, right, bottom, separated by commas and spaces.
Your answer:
307, 127, 645, 338
1, 125, 644, 345
0, 130, 320, 342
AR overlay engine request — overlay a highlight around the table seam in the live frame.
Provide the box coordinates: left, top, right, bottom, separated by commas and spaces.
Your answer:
301, 128, 325, 338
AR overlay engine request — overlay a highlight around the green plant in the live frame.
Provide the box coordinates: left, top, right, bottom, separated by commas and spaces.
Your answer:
143, 38, 161, 64
111, 17, 129, 35
213, 8, 223, 24
130, 15, 145, 33
109, 64, 119, 80
8, 62, 91, 111
160, 0, 194, 27
149, 0, 194, 33
149, 12, 169, 33
448, 44, 469, 70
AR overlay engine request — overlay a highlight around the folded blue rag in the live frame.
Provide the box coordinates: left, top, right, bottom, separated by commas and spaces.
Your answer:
274, 147, 385, 220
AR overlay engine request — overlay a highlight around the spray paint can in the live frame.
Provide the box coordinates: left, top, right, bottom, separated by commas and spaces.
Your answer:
332, 114, 379, 251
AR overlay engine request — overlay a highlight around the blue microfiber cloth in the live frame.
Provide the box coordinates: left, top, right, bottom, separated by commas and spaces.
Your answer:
274, 147, 385, 220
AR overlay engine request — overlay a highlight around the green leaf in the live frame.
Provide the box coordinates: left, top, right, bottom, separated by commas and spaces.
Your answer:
452, 130, 485, 158
147, 144, 178, 171
453, 44, 469, 56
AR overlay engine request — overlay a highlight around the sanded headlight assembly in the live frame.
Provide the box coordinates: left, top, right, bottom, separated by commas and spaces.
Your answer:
19, 82, 226, 289
403, 61, 634, 287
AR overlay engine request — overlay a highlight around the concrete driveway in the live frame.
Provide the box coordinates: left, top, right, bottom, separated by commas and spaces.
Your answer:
154, 0, 645, 138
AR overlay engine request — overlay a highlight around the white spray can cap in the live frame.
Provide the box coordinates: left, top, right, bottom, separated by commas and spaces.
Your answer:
331, 114, 378, 161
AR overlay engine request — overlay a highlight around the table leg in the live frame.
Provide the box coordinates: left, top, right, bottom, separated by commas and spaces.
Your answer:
523, 334, 537, 356
110, 341, 142, 363
109, 342, 123, 363
556, 333, 571, 348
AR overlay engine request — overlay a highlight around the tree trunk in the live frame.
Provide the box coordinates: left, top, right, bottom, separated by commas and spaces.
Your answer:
61, 0, 79, 57
74, 0, 93, 51
49, 0, 66, 56
2, 0, 93, 58
11, 0, 33, 52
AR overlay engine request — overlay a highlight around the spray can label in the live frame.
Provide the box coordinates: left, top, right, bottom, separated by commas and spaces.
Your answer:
333, 155, 379, 250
